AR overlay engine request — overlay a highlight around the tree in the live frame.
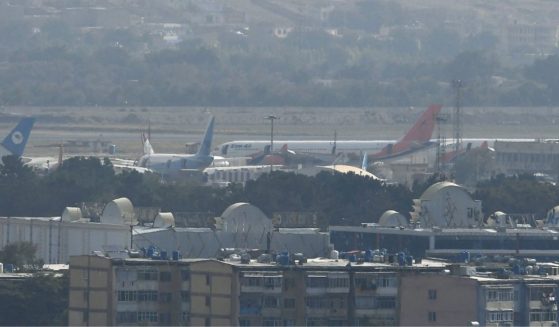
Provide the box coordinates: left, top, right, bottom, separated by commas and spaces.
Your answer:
0, 271, 68, 325
0, 156, 45, 216
0, 241, 43, 272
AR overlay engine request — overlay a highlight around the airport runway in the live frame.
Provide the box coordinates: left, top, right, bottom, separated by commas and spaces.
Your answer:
1, 106, 559, 158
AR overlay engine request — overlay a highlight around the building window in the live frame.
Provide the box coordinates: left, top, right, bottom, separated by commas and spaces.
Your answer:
160, 271, 172, 282
137, 269, 158, 281
137, 290, 158, 302
263, 296, 279, 308
487, 288, 514, 302
117, 290, 137, 302
530, 310, 557, 322
181, 312, 189, 323
181, 270, 190, 281
137, 312, 158, 323
181, 291, 189, 302
378, 276, 396, 288
428, 311, 437, 322
306, 296, 327, 309
239, 319, 251, 326
487, 311, 513, 322
428, 289, 437, 300
376, 296, 396, 309
116, 311, 136, 324
328, 276, 349, 288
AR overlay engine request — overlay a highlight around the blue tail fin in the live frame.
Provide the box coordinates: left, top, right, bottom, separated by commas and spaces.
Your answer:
196, 116, 215, 157
1, 117, 35, 157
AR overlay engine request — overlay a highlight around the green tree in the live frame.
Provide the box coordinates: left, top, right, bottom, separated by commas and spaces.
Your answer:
0, 241, 43, 272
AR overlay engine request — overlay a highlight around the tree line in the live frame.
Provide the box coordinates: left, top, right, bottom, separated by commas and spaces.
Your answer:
0, 156, 411, 226
2, 156, 558, 224
0, 15, 558, 107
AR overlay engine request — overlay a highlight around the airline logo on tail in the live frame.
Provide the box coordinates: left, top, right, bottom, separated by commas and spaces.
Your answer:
1, 117, 35, 157
374, 104, 442, 160
197, 116, 215, 157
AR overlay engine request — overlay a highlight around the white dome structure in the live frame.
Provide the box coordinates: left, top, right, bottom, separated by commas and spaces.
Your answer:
101, 197, 136, 225
416, 181, 482, 228
153, 212, 175, 228
221, 202, 272, 234
62, 207, 82, 222
378, 210, 408, 227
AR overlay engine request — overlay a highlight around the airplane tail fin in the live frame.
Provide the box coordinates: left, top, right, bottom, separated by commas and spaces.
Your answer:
141, 133, 155, 155
1, 117, 35, 157
196, 116, 215, 157
399, 104, 442, 144
361, 152, 368, 171
375, 104, 442, 158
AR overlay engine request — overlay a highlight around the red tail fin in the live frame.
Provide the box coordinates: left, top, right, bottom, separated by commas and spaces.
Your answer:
399, 104, 442, 144
373, 104, 442, 158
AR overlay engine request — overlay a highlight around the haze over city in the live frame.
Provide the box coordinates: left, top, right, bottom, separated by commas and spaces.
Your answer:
1, 1, 559, 326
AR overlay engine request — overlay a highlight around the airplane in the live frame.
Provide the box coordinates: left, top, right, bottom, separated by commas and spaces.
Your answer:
217, 105, 443, 164
0, 117, 62, 173
0, 117, 35, 159
135, 116, 216, 178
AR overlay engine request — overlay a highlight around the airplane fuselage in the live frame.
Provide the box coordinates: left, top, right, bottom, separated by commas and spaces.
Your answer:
218, 138, 537, 163
137, 153, 214, 176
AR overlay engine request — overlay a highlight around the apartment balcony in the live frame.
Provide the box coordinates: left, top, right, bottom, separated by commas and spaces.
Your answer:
241, 283, 282, 294
375, 287, 398, 296
485, 301, 515, 311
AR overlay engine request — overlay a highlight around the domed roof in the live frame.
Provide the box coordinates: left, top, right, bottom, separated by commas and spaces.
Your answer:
101, 197, 136, 225
378, 210, 407, 227
62, 207, 82, 222
420, 181, 466, 201
221, 202, 271, 234
153, 212, 175, 228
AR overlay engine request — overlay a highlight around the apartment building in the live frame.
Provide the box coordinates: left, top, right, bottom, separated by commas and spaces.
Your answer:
400, 266, 559, 326
68, 253, 447, 326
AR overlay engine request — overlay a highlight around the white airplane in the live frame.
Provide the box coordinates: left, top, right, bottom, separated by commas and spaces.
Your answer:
217, 105, 443, 163
134, 116, 216, 178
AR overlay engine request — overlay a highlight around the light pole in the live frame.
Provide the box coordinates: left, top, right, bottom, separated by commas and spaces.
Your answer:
265, 115, 278, 153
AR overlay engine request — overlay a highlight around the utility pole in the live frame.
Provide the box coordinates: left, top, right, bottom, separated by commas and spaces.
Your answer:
452, 80, 464, 155
265, 115, 278, 153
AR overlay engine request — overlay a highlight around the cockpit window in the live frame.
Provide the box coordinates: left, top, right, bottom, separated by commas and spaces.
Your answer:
221, 144, 229, 155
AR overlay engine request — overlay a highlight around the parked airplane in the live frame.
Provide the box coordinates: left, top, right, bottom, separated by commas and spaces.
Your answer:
0, 117, 35, 158
218, 105, 443, 164
135, 116, 216, 177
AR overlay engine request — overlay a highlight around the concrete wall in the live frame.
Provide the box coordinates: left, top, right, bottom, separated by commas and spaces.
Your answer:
399, 274, 478, 326
0, 217, 129, 263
